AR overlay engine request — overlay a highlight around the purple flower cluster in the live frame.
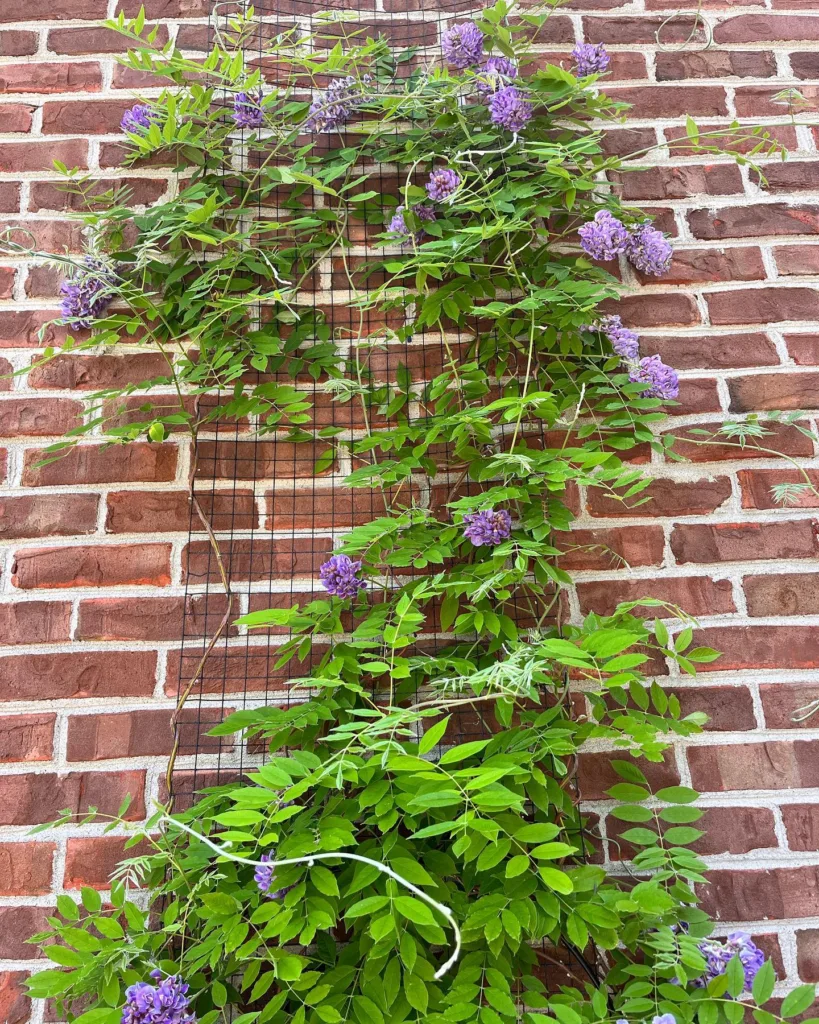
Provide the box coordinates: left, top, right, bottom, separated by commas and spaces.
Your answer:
475, 55, 518, 97
626, 222, 674, 276
426, 168, 461, 202
579, 211, 674, 276
488, 85, 533, 133
59, 257, 118, 328
305, 75, 369, 134
578, 210, 631, 262
442, 22, 485, 69
698, 931, 766, 991
389, 203, 437, 243
572, 41, 611, 77
462, 508, 512, 547
319, 554, 367, 599
599, 314, 639, 360
121, 104, 158, 134
122, 972, 195, 1024
629, 354, 679, 400
232, 90, 265, 129
254, 853, 294, 900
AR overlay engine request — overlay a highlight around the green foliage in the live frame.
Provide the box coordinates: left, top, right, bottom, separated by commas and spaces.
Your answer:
7, 3, 802, 1024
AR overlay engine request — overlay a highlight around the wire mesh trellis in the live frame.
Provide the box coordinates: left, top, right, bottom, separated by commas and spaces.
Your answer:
171, 0, 600, 992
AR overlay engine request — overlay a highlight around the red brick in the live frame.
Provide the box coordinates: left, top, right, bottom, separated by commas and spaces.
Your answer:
670, 420, 813, 461
0, 972, 30, 1024
22, 443, 177, 485
729, 371, 819, 412
0, 908, 50, 960
0, 270, 14, 300
791, 52, 819, 79
0, 770, 145, 825
690, 739, 819, 792
583, 15, 704, 44
0, 140, 88, 174
28, 352, 169, 390
0, 493, 98, 539
12, 543, 171, 589
708, 287, 819, 327
713, 14, 819, 43
600, 127, 657, 159
29, 177, 168, 213
184, 537, 333, 584
105, 488, 256, 534
674, 684, 756, 731
557, 526, 666, 571
587, 476, 732, 517
0, 218, 82, 252
0, 650, 157, 700
736, 86, 819, 119
0, 0, 111, 16
690, 204, 819, 240
609, 85, 728, 118
761, 683, 819, 727
0, 842, 54, 895
692, 625, 819, 671
649, 333, 778, 370
578, 749, 679, 800
775, 245, 819, 277
0, 309, 81, 347
0, 29, 37, 56
66, 707, 227, 761
47, 24, 168, 54
0, 104, 34, 133
665, 123, 798, 156
786, 335, 819, 365
0, 182, 19, 213
639, 246, 764, 286
576, 576, 735, 617
76, 594, 229, 641
0, 713, 54, 762
195, 438, 334, 480
42, 98, 137, 135
655, 50, 775, 80
609, 805, 774, 858
616, 164, 743, 201
0, 61, 101, 93
740, 469, 819, 509
756, 162, 819, 195
63, 835, 153, 889
166, 644, 329, 697
0, 397, 81, 436
672, 520, 818, 564
0, 600, 70, 645
266, 485, 419, 531
600, 292, 700, 328
675, 378, 722, 414
796, 929, 819, 982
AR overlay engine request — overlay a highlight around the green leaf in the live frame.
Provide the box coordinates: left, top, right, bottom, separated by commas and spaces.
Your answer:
506, 855, 529, 878
538, 866, 574, 893
81, 887, 102, 913
657, 786, 699, 804
611, 760, 648, 785
664, 826, 705, 845
515, 823, 561, 843
73, 1011, 122, 1024
726, 955, 746, 998
346, 896, 390, 919
394, 896, 435, 926
752, 960, 776, 1005
404, 974, 428, 1014
418, 716, 450, 755
781, 983, 816, 1017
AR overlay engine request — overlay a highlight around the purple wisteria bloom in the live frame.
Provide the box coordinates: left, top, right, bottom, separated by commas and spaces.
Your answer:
578, 210, 630, 262
599, 314, 639, 360
475, 55, 518, 97
462, 508, 512, 547
626, 222, 673, 276
319, 554, 367, 599
426, 168, 461, 202
254, 853, 293, 900
629, 354, 679, 400
121, 104, 158, 134
388, 204, 436, 242
59, 257, 118, 328
652, 1017, 676, 1024
121, 973, 195, 1024
442, 22, 485, 69
697, 931, 766, 991
232, 90, 265, 129
571, 41, 611, 76
488, 85, 533, 133
305, 75, 369, 133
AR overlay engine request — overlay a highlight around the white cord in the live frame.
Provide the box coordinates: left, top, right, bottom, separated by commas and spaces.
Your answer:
162, 816, 462, 980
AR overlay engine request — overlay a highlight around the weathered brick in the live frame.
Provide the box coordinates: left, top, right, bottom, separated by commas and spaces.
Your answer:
713, 14, 819, 43
576, 576, 735, 617
0, 29, 37, 55
0, 651, 157, 700
609, 85, 728, 118
0, 908, 50, 960
638, 246, 764, 286
616, 164, 743, 201
775, 245, 819, 276
587, 476, 732, 517
0, 842, 54, 895
791, 52, 819, 79
105, 489, 256, 534
0, 308, 83, 347
0, 61, 101, 93
63, 835, 153, 889
740, 469, 819, 509
165, 644, 329, 696
669, 421, 813, 461
66, 708, 227, 761
0, 972, 30, 1024
12, 543, 171, 589
735, 86, 819, 119
600, 292, 701, 328
649, 333, 778, 370
76, 594, 229, 641
796, 929, 819, 982
708, 287, 819, 327
41, 98, 137, 135
689, 739, 819, 791
578, 749, 679, 800
785, 335, 819, 365
183, 537, 333, 584
655, 50, 775, 80
691, 625, 819, 671
0, 140, 88, 174
0, 397, 82, 436
0, 493, 98, 539
761, 683, 819, 728
0, 713, 54, 762
0, 600, 71, 645
690, 204, 819, 239
195, 439, 334, 480
29, 177, 168, 212
583, 15, 705, 44
557, 526, 666, 571
609, 805, 775, 858
0, 770, 145, 825
28, 352, 169, 389
674, 684, 756, 732
0, 103, 34, 133
22, 443, 177, 485
672, 521, 819, 564
47, 24, 168, 54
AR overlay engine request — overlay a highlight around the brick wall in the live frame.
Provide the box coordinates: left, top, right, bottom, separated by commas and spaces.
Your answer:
2, 0, 819, 1020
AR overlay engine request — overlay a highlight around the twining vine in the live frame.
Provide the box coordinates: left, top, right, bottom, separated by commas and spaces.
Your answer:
4, 4, 811, 1024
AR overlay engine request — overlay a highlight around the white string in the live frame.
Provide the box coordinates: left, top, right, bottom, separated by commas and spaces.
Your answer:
162, 816, 462, 980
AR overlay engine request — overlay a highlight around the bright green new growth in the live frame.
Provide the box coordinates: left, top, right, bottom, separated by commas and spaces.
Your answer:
12, 3, 806, 1024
